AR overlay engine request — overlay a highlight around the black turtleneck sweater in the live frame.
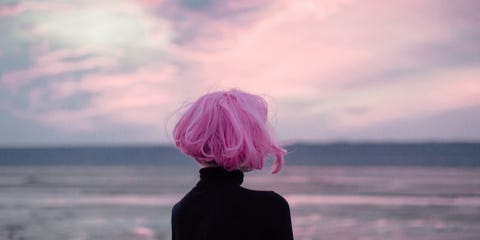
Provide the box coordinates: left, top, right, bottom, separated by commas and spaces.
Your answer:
171, 167, 294, 240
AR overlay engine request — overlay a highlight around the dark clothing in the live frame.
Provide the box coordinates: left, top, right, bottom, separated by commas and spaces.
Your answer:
171, 167, 294, 240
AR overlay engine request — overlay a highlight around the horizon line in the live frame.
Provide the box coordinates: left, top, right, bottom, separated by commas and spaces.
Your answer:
1, 140, 480, 149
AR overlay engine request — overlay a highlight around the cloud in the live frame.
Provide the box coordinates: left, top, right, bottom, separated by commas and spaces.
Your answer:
13, 64, 182, 133
0, 0, 181, 137
0, 2, 70, 17
1, 48, 117, 88
327, 66, 480, 128
0, 0, 479, 144
167, 0, 480, 131
143, 0, 278, 47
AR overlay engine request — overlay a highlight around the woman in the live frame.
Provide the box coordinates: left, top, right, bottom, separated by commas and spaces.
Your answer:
171, 89, 294, 240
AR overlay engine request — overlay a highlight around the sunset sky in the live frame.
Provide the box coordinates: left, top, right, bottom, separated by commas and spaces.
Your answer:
0, 0, 479, 146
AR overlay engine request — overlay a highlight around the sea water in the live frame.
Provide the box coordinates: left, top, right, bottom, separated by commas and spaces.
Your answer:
0, 166, 479, 240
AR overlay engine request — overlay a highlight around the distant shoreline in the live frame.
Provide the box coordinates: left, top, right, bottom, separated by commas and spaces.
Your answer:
0, 143, 479, 167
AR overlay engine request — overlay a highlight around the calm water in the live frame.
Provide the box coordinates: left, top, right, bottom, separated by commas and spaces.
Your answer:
0, 166, 479, 240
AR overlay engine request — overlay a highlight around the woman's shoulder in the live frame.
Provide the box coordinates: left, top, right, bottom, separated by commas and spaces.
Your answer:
240, 188, 290, 209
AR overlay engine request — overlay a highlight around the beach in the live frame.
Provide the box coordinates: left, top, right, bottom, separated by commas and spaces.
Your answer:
1, 166, 479, 240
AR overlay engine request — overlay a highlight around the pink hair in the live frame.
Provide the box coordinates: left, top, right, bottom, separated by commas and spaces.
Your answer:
173, 89, 286, 174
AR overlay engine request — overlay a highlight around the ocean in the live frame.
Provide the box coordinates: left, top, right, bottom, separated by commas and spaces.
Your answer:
0, 144, 479, 240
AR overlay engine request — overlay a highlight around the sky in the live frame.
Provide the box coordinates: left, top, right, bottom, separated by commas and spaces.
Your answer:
0, 0, 479, 146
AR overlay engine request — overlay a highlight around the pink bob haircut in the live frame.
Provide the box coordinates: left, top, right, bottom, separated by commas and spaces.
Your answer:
173, 89, 286, 174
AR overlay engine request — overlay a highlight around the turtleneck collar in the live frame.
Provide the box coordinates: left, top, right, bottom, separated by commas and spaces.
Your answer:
198, 167, 244, 186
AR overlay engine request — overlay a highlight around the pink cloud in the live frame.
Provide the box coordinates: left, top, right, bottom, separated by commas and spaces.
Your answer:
329, 66, 480, 128
0, 2, 71, 17
170, 1, 431, 94
2, 0, 479, 142
167, 0, 476, 134
25, 64, 182, 134
1, 48, 117, 88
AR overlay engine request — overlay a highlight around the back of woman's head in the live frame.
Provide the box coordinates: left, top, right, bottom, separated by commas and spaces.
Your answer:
173, 89, 286, 173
